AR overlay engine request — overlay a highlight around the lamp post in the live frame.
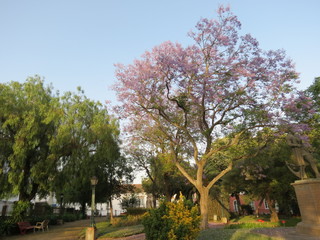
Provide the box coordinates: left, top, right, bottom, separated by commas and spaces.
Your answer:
90, 176, 98, 228
60, 193, 64, 216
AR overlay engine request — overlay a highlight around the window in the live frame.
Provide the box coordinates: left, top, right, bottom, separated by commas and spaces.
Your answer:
264, 199, 269, 209
250, 201, 255, 210
233, 200, 239, 212
1, 205, 8, 216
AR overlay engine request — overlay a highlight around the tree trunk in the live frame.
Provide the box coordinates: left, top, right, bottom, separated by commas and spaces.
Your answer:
255, 199, 264, 217
109, 198, 114, 222
266, 196, 279, 222
199, 188, 209, 230
234, 192, 243, 215
81, 201, 86, 218
152, 193, 157, 208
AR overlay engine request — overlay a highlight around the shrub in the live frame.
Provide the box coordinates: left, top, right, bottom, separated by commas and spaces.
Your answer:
0, 217, 19, 236
121, 194, 140, 209
241, 204, 254, 215
142, 193, 200, 240
142, 200, 169, 240
111, 214, 144, 227
11, 201, 30, 222
62, 213, 77, 222
126, 207, 148, 216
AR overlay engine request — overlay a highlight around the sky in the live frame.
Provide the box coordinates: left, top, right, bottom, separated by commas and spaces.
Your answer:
0, 0, 320, 106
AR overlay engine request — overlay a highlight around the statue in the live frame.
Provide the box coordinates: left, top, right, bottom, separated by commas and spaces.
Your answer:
286, 133, 320, 179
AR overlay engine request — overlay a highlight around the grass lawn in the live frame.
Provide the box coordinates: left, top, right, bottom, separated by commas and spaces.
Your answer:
94, 225, 282, 240
79, 222, 144, 239
226, 215, 301, 229
97, 222, 144, 239
83, 223, 282, 240
79, 215, 300, 239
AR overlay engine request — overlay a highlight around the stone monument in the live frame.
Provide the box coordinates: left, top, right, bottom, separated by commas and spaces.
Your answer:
287, 133, 320, 236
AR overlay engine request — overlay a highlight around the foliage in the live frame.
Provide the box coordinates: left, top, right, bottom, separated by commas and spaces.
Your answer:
61, 213, 79, 222
111, 215, 144, 227
27, 212, 81, 226
0, 77, 132, 221
50, 89, 132, 215
305, 77, 320, 167
11, 201, 31, 222
114, 5, 306, 228
142, 199, 170, 240
164, 197, 201, 240
133, 149, 194, 203
120, 194, 141, 209
126, 207, 148, 215
0, 77, 60, 201
143, 194, 200, 240
221, 132, 298, 219
240, 204, 254, 215
0, 217, 19, 236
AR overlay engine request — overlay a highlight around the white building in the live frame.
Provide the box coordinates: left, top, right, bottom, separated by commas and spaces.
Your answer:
1, 184, 154, 217
0, 196, 18, 216
87, 184, 154, 216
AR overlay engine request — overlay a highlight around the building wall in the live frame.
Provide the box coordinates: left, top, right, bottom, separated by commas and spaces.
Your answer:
86, 191, 151, 216
1, 185, 152, 217
0, 196, 19, 216
229, 196, 271, 215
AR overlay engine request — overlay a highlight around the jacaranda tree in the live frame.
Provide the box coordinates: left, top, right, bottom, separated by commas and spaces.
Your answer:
114, 6, 305, 229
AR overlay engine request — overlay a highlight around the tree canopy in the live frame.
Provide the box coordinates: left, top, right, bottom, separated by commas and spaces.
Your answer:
0, 77, 59, 201
51, 89, 132, 215
0, 77, 132, 216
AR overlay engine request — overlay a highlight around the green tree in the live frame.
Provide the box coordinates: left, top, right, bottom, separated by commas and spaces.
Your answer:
51, 90, 132, 217
0, 77, 59, 202
132, 148, 194, 206
222, 134, 298, 221
306, 77, 320, 160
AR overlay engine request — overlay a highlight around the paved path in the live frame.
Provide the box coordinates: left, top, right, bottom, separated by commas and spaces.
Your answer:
1, 217, 106, 240
252, 227, 320, 240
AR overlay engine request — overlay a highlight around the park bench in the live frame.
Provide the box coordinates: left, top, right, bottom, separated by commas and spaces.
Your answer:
34, 219, 49, 232
17, 222, 35, 235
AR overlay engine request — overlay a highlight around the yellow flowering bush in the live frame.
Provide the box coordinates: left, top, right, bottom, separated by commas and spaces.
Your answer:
142, 193, 200, 240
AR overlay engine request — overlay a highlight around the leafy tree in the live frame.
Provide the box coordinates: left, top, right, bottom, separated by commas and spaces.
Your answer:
0, 78, 132, 220
51, 90, 132, 217
0, 77, 59, 202
222, 133, 298, 221
306, 77, 320, 110
306, 77, 320, 159
120, 193, 140, 209
131, 148, 194, 206
114, 6, 305, 228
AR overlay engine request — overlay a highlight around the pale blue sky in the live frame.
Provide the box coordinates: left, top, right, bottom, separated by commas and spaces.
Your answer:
0, 0, 319, 105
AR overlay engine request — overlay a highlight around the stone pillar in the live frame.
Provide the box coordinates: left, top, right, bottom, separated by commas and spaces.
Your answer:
292, 178, 320, 236
85, 227, 96, 240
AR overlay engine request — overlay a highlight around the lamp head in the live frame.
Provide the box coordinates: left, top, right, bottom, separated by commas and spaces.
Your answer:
91, 176, 98, 186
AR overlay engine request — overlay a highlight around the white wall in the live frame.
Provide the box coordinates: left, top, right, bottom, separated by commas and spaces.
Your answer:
0, 196, 19, 216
